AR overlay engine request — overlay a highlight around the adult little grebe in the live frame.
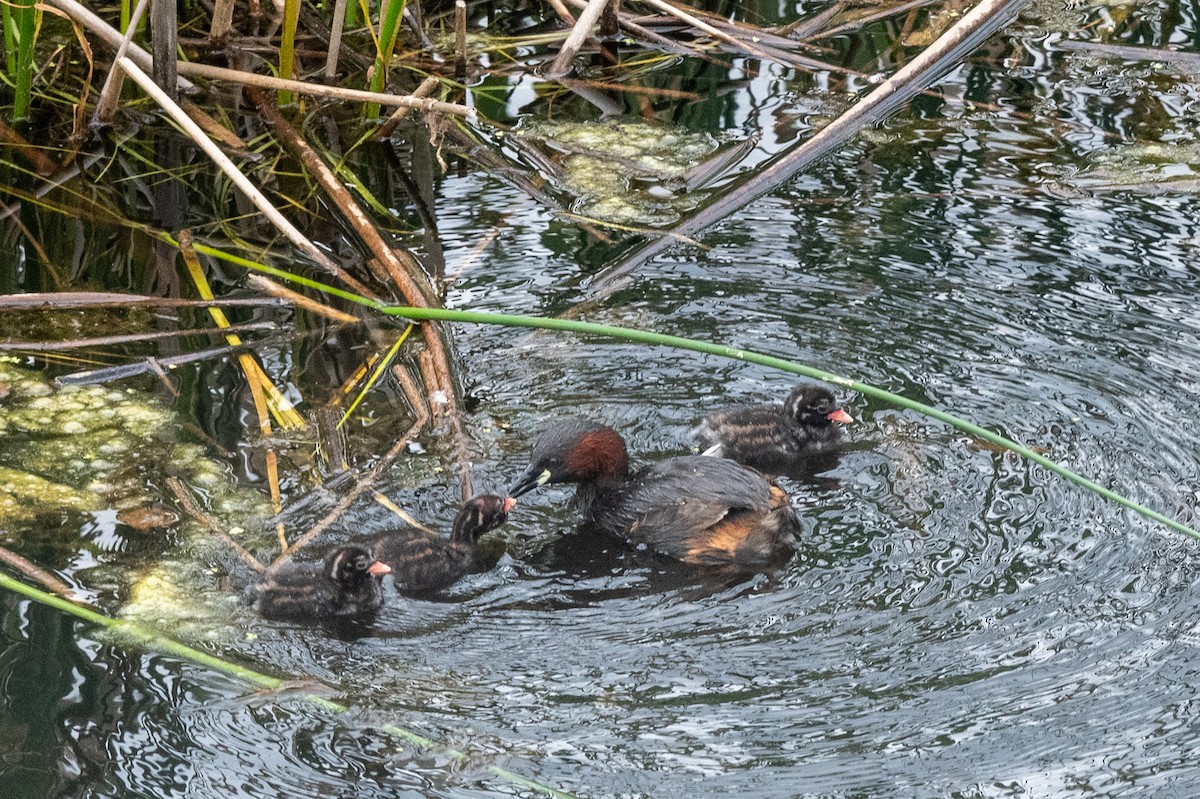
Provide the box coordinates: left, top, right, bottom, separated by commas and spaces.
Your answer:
695, 383, 853, 468
246, 546, 391, 619
509, 419, 802, 566
372, 494, 515, 594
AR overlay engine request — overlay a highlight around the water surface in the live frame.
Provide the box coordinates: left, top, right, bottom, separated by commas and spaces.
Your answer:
4, 2, 1200, 797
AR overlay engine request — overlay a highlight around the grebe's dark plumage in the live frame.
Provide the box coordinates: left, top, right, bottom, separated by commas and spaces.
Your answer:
246, 546, 391, 619
696, 383, 853, 468
372, 494, 514, 594
509, 419, 802, 566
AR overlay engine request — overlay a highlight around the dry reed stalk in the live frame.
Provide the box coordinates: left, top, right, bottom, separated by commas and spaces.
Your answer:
247, 88, 434, 307
454, 0, 468, 77
548, 0, 613, 76
773, 0, 845, 38
546, 0, 577, 25
180, 100, 253, 153
416, 349, 445, 424
149, 0, 178, 98
93, 0, 150, 126
600, 0, 619, 36
817, 0, 942, 38
0, 121, 58, 176
1, 322, 275, 351
247, 275, 361, 324
372, 491, 435, 532
210, 0, 236, 41
167, 478, 266, 572
0, 292, 287, 310
265, 449, 288, 551
179, 231, 306, 431
117, 55, 373, 296
634, 0, 778, 62
393, 361, 472, 503
373, 75, 440, 140
323, 0, 349, 77
174, 61, 475, 117
0, 545, 82, 602
562, 0, 720, 63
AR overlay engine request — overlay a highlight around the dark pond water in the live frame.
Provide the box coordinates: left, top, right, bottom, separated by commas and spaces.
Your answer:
4, 2, 1200, 797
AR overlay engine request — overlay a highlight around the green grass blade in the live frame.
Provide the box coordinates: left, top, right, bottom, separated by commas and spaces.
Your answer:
338, 323, 415, 428
177, 246, 1199, 544
4, 2, 16, 77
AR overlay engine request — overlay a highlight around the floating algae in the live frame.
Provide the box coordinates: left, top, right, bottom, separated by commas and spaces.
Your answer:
120, 559, 245, 643
0, 465, 102, 523
514, 119, 726, 226
0, 359, 271, 640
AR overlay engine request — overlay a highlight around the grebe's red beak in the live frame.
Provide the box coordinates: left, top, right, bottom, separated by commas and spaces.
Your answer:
827, 409, 854, 424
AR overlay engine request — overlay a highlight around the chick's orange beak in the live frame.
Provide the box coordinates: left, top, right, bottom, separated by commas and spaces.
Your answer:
827, 408, 854, 424
503, 497, 517, 513
368, 561, 392, 576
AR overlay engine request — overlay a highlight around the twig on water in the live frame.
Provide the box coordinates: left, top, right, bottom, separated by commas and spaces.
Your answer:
278, 404, 430, 560
1, 322, 275, 351
0, 544, 82, 602
166, 477, 266, 573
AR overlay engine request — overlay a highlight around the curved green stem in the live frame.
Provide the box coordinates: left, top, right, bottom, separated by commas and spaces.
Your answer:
186, 250, 1198, 543
380, 306, 1200, 541
0, 572, 578, 799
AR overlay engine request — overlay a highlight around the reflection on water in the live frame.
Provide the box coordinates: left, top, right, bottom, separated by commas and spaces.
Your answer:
5, 4, 1200, 798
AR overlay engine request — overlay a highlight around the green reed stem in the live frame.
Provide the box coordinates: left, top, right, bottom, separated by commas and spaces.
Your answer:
0, 571, 579, 799
278, 0, 300, 106
365, 0, 406, 119
378, 307, 1200, 542
11, 0, 37, 121
3, 3, 15, 77
182, 248, 1200, 544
